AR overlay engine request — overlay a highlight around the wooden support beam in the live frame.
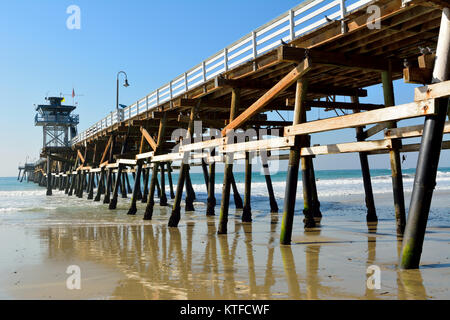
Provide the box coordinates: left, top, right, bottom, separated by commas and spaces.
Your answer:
100, 136, 113, 164
414, 80, 450, 101
220, 136, 295, 153
277, 46, 402, 72
385, 121, 450, 139
223, 59, 312, 135
140, 127, 157, 151
136, 151, 154, 160
404, 67, 433, 84
179, 137, 226, 153
284, 100, 436, 137
300, 139, 392, 156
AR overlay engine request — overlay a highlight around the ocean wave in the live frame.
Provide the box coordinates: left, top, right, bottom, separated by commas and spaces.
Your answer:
0, 207, 22, 213
0, 190, 46, 197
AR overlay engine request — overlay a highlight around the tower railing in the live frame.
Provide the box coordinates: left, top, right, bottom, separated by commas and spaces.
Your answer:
71, 0, 373, 145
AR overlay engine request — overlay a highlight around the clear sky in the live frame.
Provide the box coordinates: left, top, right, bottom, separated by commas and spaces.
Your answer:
1, 0, 448, 177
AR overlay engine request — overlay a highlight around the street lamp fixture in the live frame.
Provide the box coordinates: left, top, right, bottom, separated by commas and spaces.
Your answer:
116, 71, 130, 122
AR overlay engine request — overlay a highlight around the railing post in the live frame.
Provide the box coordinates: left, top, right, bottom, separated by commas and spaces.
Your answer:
224, 48, 228, 72
252, 31, 257, 59
202, 61, 207, 83
156, 89, 160, 105
289, 9, 295, 41
340, 0, 347, 33
169, 80, 173, 99
184, 72, 188, 92
146, 95, 149, 111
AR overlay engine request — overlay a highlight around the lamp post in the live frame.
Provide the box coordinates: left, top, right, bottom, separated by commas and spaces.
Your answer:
116, 71, 130, 123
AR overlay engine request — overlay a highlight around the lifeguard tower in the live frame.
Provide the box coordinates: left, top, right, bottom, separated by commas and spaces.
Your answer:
35, 97, 79, 195
35, 97, 79, 151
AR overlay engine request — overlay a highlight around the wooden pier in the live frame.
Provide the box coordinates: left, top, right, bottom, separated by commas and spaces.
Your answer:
24, 0, 449, 269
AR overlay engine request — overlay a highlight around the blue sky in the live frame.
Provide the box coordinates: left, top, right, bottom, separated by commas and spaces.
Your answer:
0, 0, 448, 176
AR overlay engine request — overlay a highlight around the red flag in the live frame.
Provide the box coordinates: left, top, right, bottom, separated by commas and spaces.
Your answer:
72, 88, 75, 98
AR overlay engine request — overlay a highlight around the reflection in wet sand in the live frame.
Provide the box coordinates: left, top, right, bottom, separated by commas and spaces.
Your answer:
22, 209, 448, 299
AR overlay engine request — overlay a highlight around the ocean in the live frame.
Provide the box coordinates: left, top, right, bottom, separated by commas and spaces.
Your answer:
2, 167, 450, 223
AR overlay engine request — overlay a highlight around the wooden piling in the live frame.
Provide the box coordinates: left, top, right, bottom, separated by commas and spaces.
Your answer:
167, 162, 175, 199
46, 156, 52, 196
206, 149, 216, 216
120, 172, 127, 199
168, 106, 196, 227
301, 148, 316, 228
242, 143, 252, 222
125, 172, 132, 194
401, 7, 450, 269
155, 173, 161, 198
68, 172, 76, 196
160, 162, 168, 206
143, 163, 160, 220
218, 88, 240, 234
128, 161, 143, 215
64, 173, 71, 194
144, 114, 167, 220
352, 96, 377, 221
230, 173, 243, 209
141, 168, 149, 203
109, 165, 123, 209
201, 158, 209, 190
382, 69, 406, 234
94, 168, 105, 201
261, 153, 278, 213
87, 172, 95, 200
185, 167, 195, 211
309, 157, 321, 219
280, 78, 310, 244
103, 168, 112, 204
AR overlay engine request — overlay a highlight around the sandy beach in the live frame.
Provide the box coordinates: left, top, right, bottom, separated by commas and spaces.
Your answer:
0, 188, 449, 300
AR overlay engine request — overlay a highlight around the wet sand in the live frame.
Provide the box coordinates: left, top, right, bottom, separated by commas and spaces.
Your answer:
0, 192, 449, 300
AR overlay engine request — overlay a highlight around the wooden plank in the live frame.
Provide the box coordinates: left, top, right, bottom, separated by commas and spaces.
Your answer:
220, 136, 295, 153
300, 140, 392, 156
222, 59, 312, 135
106, 163, 119, 169
136, 151, 154, 160
285, 99, 436, 137
140, 127, 157, 151
151, 153, 183, 163
385, 121, 450, 139
117, 159, 137, 165
179, 137, 226, 152
369, 140, 450, 155
277, 45, 402, 72
90, 168, 102, 173
414, 80, 450, 101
